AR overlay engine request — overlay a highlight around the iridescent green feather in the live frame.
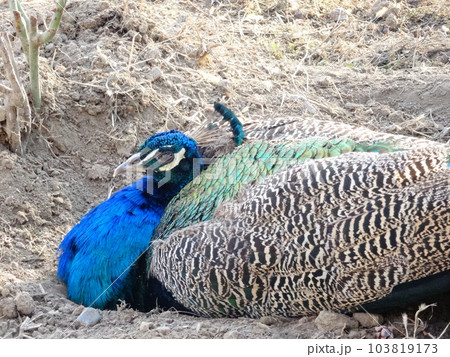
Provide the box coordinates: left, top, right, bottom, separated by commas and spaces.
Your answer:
152, 138, 396, 241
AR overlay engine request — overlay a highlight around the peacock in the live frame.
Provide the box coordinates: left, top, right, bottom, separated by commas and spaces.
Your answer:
138, 104, 449, 317
57, 109, 245, 309
59, 102, 449, 317
146, 144, 449, 317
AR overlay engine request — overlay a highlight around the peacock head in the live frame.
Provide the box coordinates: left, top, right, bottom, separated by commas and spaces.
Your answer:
114, 130, 203, 195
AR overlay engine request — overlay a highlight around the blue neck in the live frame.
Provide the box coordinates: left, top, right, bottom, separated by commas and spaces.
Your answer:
57, 176, 183, 309
130, 176, 180, 205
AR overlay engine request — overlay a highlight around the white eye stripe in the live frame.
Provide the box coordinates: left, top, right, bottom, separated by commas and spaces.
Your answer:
114, 146, 187, 177
141, 149, 160, 166
158, 148, 186, 171
141, 144, 175, 165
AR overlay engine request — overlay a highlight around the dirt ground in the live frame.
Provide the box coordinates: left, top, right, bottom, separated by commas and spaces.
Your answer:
0, 0, 449, 339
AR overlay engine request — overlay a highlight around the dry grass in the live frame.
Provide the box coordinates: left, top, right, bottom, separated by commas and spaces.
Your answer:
1, 0, 448, 145
399, 304, 450, 339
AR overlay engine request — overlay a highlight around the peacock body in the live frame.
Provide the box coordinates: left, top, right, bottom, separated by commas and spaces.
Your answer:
149, 146, 449, 317
58, 102, 449, 317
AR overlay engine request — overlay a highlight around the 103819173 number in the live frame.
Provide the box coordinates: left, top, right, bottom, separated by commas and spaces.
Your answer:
368, 343, 438, 354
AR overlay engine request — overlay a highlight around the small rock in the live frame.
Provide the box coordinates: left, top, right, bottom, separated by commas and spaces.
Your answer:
115, 133, 137, 157
255, 322, 270, 330
15, 241, 26, 249
374, 105, 391, 117
72, 305, 85, 316
1, 159, 14, 170
0, 321, 8, 335
98, 1, 109, 11
45, 43, 55, 52
96, 53, 110, 69
316, 77, 332, 87
370, 0, 400, 20
16, 211, 28, 224
260, 316, 278, 326
388, 110, 404, 123
412, 28, 425, 38
4, 196, 15, 206
76, 307, 102, 327
87, 106, 103, 116
315, 311, 359, 331
87, 164, 110, 180
49, 181, 61, 191
1, 287, 11, 297
155, 326, 170, 335
246, 13, 264, 23
52, 34, 63, 45
294, 10, 305, 20
1, 297, 18, 319
3, 283, 16, 295
14, 292, 35, 316
345, 102, 365, 109
375, 325, 394, 339
384, 13, 398, 29
71, 91, 81, 101
298, 315, 316, 323
195, 322, 203, 332
329, 8, 348, 22
53, 196, 65, 205
348, 330, 367, 338
138, 23, 149, 35
37, 326, 48, 334
223, 330, 239, 339
84, 16, 109, 31
146, 47, 161, 61
200, 321, 211, 329
217, 79, 228, 90
127, 30, 141, 42
159, 311, 174, 318
148, 67, 163, 82
353, 312, 384, 328
370, 0, 389, 17
139, 321, 153, 332
262, 80, 273, 92
58, 304, 75, 314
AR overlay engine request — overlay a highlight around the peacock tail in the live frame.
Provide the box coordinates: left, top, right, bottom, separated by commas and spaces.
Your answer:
202, 102, 443, 160
152, 137, 398, 241
149, 147, 449, 318
242, 116, 444, 150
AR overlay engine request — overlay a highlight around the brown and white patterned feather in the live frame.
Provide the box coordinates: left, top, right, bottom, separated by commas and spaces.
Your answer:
150, 147, 449, 318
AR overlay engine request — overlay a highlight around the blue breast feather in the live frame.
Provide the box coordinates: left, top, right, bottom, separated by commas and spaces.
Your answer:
57, 177, 165, 308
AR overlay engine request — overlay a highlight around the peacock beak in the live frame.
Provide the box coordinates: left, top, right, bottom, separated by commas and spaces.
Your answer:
113, 151, 150, 177
114, 146, 187, 177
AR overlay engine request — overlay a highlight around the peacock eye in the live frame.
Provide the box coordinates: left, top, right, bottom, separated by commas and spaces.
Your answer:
157, 150, 175, 164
